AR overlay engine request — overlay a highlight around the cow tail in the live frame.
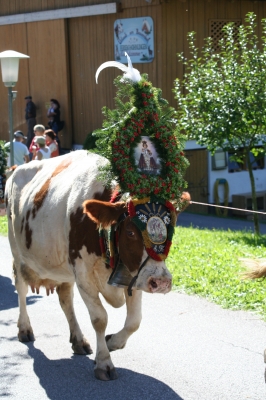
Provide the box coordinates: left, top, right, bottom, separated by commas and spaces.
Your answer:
240, 258, 266, 279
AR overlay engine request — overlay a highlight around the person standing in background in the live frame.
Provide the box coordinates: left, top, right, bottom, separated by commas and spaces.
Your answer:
47, 98, 62, 154
47, 99, 61, 137
25, 96, 37, 149
5, 131, 29, 167
45, 129, 59, 157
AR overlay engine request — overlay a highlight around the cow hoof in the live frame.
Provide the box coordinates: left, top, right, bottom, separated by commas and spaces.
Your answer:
105, 334, 125, 352
71, 335, 93, 355
94, 367, 118, 381
18, 330, 35, 342
72, 342, 93, 355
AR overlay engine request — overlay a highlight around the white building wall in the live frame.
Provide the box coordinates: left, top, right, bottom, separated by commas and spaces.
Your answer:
185, 140, 266, 204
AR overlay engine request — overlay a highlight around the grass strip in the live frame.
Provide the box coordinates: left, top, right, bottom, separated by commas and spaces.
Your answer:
0, 214, 7, 236
167, 226, 266, 319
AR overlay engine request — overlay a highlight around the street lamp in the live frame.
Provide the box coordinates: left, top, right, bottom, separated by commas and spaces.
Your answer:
0, 50, 29, 166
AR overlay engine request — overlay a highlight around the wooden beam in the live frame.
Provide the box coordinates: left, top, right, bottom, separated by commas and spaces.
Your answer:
0, 3, 119, 26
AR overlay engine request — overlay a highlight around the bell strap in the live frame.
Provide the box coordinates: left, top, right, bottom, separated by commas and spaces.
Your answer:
127, 254, 150, 297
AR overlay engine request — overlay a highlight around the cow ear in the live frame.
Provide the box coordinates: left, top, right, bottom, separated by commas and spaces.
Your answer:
83, 200, 127, 228
175, 191, 191, 218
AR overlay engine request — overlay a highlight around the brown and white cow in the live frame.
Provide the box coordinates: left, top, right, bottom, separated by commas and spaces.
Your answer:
5, 150, 187, 381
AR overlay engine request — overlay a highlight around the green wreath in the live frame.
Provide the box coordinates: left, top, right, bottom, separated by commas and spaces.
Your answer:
93, 59, 189, 202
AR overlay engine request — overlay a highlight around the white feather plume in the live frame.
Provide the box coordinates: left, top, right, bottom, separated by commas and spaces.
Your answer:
95, 52, 141, 84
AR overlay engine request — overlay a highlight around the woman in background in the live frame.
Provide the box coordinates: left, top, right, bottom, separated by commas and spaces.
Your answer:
45, 129, 59, 157
47, 99, 61, 136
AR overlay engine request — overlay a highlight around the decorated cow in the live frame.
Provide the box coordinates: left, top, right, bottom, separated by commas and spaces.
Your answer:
5, 54, 190, 381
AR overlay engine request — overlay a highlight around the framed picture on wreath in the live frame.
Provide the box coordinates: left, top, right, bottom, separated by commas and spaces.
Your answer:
134, 136, 161, 175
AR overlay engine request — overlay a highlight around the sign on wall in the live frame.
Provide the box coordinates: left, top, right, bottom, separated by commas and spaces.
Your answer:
114, 17, 154, 64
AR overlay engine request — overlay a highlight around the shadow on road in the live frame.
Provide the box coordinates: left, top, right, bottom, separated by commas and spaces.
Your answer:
0, 274, 41, 311
25, 343, 183, 400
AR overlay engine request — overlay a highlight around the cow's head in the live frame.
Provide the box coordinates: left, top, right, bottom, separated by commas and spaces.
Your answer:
83, 193, 190, 295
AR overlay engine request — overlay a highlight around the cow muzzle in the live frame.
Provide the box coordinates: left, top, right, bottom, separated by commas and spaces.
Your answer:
135, 260, 172, 294
147, 276, 172, 294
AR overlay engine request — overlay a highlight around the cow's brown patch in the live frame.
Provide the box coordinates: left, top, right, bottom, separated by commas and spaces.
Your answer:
83, 199, 144, 273
117, 217, 143, 273
25, 210, 32, 249
32, 159, 72, 219
69, 207, 102, 265
26, 210, 30, 222
68, 189, 113, 266
32, 178, 51, 219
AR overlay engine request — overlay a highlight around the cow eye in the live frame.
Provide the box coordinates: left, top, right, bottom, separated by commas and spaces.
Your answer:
127, 230, 135, 237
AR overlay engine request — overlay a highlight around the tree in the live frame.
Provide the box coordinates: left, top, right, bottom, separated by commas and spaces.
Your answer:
174, 12, 266, 235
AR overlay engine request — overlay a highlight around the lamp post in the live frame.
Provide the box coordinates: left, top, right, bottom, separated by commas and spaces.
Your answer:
0, 50, 29, 166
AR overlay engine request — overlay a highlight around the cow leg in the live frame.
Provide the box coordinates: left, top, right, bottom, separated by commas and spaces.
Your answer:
76, 281, 118, 381
106, 289, 142, 352
14, 261, 35, 342
56, 282, 93, 355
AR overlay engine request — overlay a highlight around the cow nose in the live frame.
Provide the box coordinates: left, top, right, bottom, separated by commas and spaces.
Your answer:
148, 277, 172, 294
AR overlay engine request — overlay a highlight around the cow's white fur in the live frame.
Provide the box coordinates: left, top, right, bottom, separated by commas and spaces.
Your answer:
5, 150, 172, 380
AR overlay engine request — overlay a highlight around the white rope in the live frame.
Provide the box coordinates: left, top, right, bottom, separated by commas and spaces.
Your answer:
191, 201, 266, 215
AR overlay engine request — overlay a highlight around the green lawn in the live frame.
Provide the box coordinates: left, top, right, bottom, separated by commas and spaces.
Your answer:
167, 226, 266, 319
0, 214, 7, 236
1, 214, 265, 319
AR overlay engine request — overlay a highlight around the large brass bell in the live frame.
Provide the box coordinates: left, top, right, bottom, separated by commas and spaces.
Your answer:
108, 259, 135, 288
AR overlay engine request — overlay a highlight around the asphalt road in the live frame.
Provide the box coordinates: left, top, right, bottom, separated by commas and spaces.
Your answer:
177, 211, 266, 234
0, 232, 266, 400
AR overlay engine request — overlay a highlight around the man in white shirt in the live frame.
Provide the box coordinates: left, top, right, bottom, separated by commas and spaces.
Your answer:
5, 131, 30, 167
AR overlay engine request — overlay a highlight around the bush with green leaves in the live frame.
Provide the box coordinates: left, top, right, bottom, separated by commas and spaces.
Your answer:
174, 12, 266, 235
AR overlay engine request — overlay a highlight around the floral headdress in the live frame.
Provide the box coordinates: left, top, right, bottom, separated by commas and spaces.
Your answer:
93, 53, 189, 262
93, 52, 189, 204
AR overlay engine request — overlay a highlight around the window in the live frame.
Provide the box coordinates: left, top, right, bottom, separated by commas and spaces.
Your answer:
228, 148, 265, 173
211, 149, 227, 170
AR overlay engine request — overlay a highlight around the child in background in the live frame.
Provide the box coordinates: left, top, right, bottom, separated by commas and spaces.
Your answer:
29, 124, 46, 160
33, 136, 51, 160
